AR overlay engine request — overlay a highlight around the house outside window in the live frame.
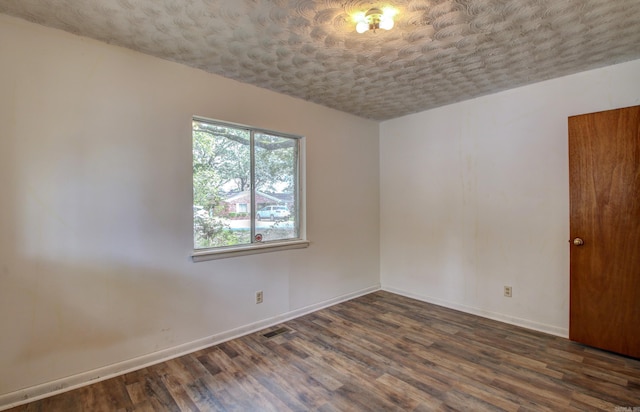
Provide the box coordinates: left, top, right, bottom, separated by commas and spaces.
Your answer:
192, 117, 307, 260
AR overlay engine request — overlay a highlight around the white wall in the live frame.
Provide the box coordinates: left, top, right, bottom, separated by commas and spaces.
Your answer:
0, 15, 380, 403
380, 59, 640, 336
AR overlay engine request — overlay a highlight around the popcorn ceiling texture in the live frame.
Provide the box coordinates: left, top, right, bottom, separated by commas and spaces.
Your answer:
1, 0, 639, 120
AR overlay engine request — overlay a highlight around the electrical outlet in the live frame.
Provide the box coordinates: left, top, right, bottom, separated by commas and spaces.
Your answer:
256, 291, 263, 304
504, 286, 512, 298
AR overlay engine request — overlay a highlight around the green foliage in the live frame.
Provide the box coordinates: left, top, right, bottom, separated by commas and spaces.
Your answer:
227, 212, 249, 219
193, 216, 239, 248
255, 133, 297, 193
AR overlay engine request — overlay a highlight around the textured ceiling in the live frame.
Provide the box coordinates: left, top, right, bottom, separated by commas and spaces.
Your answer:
1, 0, 639, 120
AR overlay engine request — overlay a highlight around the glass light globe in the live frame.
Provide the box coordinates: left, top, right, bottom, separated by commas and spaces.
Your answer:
356, 21, 369, 33
379, 16, 394, 31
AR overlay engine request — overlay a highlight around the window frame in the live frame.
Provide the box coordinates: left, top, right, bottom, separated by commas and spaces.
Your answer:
191, 116, 308, 261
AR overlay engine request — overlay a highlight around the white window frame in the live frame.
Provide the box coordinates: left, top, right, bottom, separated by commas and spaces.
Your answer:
191, 117, 308, 261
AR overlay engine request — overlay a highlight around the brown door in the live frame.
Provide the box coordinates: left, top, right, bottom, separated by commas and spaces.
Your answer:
569, 105, 640, 358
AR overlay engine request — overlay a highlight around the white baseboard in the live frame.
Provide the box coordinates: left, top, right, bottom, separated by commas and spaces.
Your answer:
382, 286, 569, 338
0, 284, 381, 411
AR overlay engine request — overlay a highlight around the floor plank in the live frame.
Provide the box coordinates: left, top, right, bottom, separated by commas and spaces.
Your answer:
7, 291, 640, 411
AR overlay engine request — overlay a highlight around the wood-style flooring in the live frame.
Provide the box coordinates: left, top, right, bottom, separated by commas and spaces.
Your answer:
8, 291, 640, 411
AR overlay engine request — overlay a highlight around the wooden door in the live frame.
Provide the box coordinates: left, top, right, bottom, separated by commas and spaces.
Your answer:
569, 105, 640, 358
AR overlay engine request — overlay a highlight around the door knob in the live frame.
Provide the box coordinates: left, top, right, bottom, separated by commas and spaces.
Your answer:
573, 238, 584, 246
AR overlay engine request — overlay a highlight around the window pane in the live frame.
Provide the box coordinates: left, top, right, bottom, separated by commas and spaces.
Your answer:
254, 133, 299, 242
193, 118, 302, 253
193, 121, 251, 249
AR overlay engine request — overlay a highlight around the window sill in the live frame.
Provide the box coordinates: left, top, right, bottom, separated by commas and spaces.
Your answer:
192, 239, 310, 262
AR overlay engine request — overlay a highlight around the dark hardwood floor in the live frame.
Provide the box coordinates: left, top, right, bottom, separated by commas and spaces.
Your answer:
8, 291, 640, 411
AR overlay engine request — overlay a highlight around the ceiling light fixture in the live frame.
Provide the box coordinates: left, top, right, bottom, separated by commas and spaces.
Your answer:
355, 7, 397, 34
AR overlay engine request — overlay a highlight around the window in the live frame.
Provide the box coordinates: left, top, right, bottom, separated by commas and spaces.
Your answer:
192, 117, 307, 260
